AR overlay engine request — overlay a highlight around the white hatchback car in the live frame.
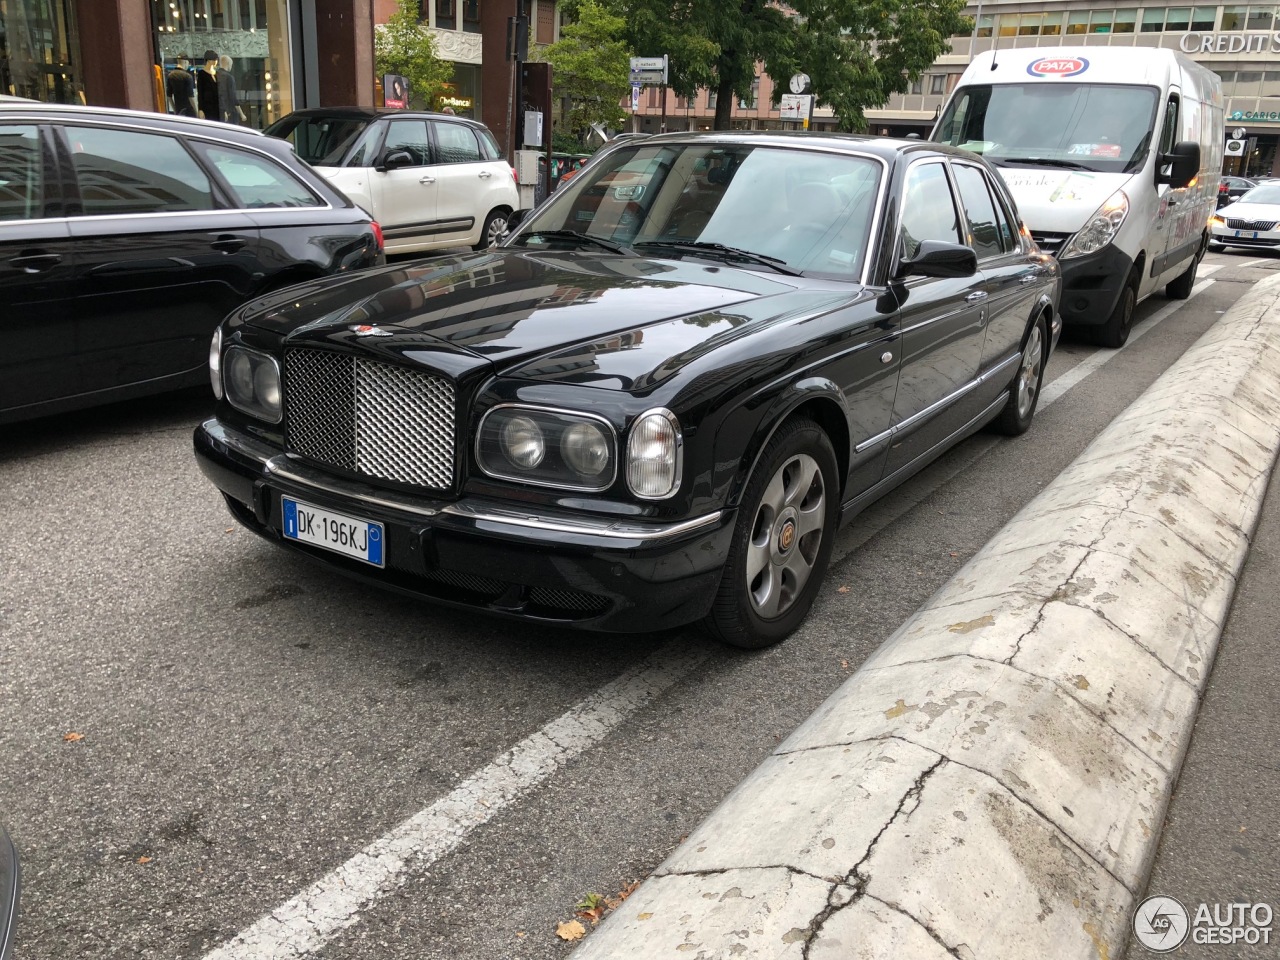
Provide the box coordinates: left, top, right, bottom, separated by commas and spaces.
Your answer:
267, 107, 519, 255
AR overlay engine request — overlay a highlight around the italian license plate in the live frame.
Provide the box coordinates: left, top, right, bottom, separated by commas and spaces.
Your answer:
1235, 229, 1258, 239
282, 496, 384, 567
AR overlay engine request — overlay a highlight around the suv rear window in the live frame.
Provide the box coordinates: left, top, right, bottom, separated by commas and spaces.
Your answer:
266, 115, 370, 166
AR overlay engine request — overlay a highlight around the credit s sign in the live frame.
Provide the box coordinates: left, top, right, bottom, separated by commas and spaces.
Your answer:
1027, 57, 1090, 78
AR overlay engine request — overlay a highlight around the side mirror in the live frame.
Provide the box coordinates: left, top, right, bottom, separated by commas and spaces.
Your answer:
506, 208, 533, 232
1158, 141, 1200, 188
895, 240, 978, 280
377, 150, 415, 173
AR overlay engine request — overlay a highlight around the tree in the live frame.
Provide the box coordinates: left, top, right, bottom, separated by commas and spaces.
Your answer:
538, 0, 633, 144
611, 0, 969, 131
374, 0, 454, 110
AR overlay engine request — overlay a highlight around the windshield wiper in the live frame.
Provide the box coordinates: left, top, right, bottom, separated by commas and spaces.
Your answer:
517, 229, 635, 255
634, 240, 802, 276
1001, 157, 1093, 170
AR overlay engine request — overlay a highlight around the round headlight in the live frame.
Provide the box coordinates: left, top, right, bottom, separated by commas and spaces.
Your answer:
627, 410, 681, 498
501, 416, 545, 468
562, 421, 610, 477
226, 348, 255, 400
253, 361, 281, 410
209, 328, 223, 399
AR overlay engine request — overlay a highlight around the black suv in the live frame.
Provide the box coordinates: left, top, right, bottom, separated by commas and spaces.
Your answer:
0, 104, 384, 424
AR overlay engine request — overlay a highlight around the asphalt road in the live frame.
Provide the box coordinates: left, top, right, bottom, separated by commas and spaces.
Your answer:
1, 249, 1274, 960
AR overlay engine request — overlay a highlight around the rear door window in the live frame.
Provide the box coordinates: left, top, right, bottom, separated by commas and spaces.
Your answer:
951, 162, 1007, 260
62, 125, 213, 215
0, 124, 43, 221
382, 120, 431, 166
200, 145, 322, 208
431, 122, 483, 164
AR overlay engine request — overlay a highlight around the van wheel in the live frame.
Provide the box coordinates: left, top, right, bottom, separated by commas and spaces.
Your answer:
1165, 250, 1200, 300
703, 418, 838, 650
991, 314, 1047, 436
1092, 279, 1136, 348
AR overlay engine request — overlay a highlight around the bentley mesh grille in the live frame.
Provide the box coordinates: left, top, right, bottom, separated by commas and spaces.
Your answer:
1225, 218, 1277, 231
285, 349, 455, 489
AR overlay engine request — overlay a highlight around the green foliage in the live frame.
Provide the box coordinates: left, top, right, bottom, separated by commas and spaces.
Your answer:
538, 0, 632, 145
374, 0, 454, 109
607, 0, 969, 131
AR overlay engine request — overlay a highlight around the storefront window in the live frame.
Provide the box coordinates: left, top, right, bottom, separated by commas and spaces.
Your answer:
152, 0, 293, 130
0, 0, 85, 102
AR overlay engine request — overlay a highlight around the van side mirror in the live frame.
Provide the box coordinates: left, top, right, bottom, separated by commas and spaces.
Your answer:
1158, 141, 1200, 188
377, 150, 415, 173
895, 240, 978, 281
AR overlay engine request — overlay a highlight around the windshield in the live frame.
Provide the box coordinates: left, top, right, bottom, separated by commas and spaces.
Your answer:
265, 115, 371, 166
1238, 184, 1280, 204
935, 83, 1159, 175
514, 142, 882, 277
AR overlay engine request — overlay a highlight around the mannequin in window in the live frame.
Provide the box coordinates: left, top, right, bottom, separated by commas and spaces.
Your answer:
218, 56, 246, 125
196, 49, 219, 121
167, 55, 197, 117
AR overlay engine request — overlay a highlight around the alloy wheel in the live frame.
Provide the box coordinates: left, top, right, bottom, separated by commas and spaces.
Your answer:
746, 453, 826, 619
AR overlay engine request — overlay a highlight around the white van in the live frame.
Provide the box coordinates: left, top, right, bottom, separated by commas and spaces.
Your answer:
932, 47, 1223, 346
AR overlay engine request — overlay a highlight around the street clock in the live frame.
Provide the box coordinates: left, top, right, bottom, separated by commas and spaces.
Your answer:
789, 73, 810, 94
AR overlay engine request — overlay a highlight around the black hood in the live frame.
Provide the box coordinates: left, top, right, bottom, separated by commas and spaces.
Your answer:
238, 249, 802, 373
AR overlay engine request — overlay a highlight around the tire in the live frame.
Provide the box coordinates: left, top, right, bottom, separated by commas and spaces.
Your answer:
1208, 242, 1225, 253
474, 209, 510, 251
1091, 277, 1137, 348
1165, 248, 1200, 300
991, 314, 1048, 437
703, 418, 839, 650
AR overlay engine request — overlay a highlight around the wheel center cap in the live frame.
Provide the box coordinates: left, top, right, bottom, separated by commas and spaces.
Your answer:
778, 519, 796, 553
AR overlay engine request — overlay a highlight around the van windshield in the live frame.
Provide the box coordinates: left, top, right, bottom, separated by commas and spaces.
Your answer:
934, 83, 1159, 175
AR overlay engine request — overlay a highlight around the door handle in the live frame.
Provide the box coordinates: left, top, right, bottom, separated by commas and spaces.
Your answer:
211, 236, 247, 254
419, 175, 436, 185
478, 170, 493, 179
965, 291, 988, 303
8, 252, 62, 273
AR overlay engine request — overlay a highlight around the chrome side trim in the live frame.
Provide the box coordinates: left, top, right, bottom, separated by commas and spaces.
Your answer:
441, 501, 723, 542
853, 351, 1020, 454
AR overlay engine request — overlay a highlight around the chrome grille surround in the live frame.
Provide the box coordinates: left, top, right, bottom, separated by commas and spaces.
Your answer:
1225, 218, 1278, 231
285, 348, 455, 490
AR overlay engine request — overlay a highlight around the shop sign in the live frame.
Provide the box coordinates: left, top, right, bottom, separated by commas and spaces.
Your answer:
1180, 32, 1280, 54
437, 95, 473, 112
1230, 109, 1280, 122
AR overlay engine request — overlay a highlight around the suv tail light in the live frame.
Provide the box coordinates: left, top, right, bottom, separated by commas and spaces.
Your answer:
371, 220, 384, 252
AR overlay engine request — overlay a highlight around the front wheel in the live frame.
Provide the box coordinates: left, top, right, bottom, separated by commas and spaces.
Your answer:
991, 314, 1047, 436
1165, 247, 1201, 300
704, 418, 839, 650
474, 209, 510, 251
1091, 278, 1136, 348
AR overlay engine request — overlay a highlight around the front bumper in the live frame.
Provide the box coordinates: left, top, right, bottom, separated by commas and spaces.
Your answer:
1211, 224, 1280, 248
1054, 244, 1136, 328
194, 419, 734, 633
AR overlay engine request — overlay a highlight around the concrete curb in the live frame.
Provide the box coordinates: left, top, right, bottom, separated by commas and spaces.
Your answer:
571, 274, 1280, 960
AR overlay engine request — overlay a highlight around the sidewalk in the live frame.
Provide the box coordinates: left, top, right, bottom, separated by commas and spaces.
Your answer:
1123, 462, 1280, 959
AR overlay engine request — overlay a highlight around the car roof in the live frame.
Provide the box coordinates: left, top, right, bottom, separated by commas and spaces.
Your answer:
279, 106, 490, 128
0, 101, 272, 139
600, 129, 985, 165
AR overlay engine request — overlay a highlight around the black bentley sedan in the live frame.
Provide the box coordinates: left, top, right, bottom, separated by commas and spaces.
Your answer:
194, 133, 1061, 648
0, 104, 384, 425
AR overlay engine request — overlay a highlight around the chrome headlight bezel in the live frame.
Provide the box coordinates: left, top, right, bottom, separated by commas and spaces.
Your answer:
209, 327, 223, 400
476, 404, 618, 492
626, 408, 682, 500
1059, 189, 1130, 259
222, 344, 283, 424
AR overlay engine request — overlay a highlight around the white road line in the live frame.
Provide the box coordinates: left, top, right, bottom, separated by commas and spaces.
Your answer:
202, 643, 709, 960
1038, 266, 1220, 407
832, 268, 1221, 562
